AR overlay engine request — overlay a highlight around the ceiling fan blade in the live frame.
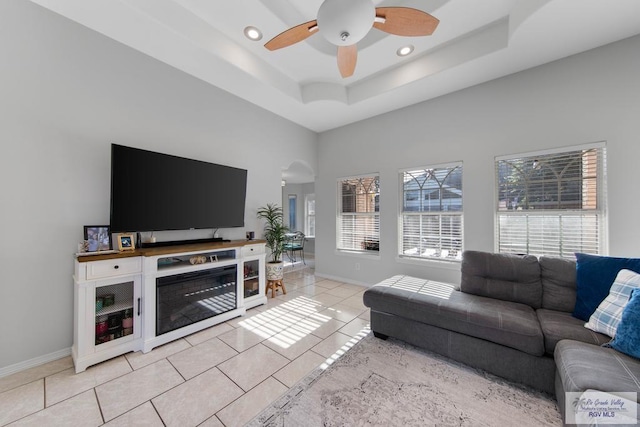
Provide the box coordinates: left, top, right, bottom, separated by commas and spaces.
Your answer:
337, 45, 357, 78
373, 7, 439, 36
265, 20, 319, 51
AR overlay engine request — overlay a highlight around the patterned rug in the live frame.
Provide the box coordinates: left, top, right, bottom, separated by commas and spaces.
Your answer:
248, 333, 562, 426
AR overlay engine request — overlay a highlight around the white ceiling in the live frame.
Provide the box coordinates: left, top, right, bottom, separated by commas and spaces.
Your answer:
30, 0, 640, 132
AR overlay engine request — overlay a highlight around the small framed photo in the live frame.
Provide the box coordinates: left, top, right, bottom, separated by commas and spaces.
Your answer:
84, 225, 112, 252
116, 233, 135, 251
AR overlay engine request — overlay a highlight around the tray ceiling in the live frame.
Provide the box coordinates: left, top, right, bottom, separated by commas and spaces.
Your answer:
30, 0, 640, 132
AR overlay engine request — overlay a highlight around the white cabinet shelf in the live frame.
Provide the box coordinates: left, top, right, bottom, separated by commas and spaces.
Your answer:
153, 259, 238, 278
96, 301, 134, 317
155, 250, 237, 273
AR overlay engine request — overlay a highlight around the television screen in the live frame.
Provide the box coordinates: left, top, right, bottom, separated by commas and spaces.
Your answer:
110, 144, 247, 233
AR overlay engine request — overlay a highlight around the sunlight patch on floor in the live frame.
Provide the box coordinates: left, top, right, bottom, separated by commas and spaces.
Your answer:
237, 295, 339, 349
320, 326, 371, 370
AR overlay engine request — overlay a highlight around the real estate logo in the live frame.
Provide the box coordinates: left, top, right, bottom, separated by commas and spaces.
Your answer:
566, 391, 637, 425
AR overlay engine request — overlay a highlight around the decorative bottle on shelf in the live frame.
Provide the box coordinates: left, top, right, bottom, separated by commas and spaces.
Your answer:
95, 315, 109, 345
122, 309, 133, 336
107, 313, 123, 340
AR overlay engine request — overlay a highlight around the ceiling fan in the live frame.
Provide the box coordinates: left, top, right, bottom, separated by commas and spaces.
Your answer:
264, 0, 439, 78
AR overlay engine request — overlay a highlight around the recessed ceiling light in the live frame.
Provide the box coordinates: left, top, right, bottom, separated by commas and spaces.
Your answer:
396, 45, 414, 57
244, 26, 263, 41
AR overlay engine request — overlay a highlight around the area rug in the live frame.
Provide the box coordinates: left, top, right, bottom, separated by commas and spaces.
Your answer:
248, 333, 562, 426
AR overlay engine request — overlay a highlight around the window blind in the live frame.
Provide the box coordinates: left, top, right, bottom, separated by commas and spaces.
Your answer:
337, 176, 379, 253
400, 164, 463, 261
495, 145, 606, 258
305, 194, 315, 238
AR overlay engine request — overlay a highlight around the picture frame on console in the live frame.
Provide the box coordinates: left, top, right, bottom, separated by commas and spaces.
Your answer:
116, 233, 135, 251
83, 225, 111, 252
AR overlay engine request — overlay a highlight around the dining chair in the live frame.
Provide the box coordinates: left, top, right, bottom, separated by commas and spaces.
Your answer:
284, 231, 306, 264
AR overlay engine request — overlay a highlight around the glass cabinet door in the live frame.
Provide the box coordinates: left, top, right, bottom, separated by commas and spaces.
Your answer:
243, 260, 260, 298
95, 281, 136, 346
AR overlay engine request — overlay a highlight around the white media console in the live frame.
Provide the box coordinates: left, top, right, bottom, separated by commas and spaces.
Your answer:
72, 240, 266, 373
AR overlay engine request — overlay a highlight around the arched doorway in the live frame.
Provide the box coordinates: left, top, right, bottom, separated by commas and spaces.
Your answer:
281, 160, 316, 267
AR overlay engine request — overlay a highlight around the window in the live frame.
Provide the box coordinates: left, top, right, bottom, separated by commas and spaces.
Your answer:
495, 144, 606, 258
400, 164, 463, 261
288, 194, 297, 230
337, 175, 380, 253
305, 194, 315, 238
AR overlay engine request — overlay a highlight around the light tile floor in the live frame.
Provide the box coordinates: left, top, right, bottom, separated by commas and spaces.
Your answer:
0, 258, 371, 426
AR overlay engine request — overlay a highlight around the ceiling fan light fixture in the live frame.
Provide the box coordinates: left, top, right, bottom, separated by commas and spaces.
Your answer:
244, 26, 263, 41
263, 3, 438, 78
397, 45, 414, 57
317, 0, 375, 46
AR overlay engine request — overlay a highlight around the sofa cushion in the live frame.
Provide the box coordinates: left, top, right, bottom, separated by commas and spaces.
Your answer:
461, 250, 542, 309
555, 340, 640, 402
573, 253, 640, 321
536, 309, 610, 355
539, 256, 576, 312
585, 269, 640, 338
363, 275, 545, 356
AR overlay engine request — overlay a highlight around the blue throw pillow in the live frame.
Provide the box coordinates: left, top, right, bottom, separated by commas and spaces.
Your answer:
609, 288, 640, 359
573, 253, 640, 321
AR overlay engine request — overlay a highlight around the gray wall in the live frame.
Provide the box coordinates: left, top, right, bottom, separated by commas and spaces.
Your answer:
315, 34, 640, 286
0, 2, 317, 372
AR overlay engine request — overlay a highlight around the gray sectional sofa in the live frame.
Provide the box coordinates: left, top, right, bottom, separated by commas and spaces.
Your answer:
363, 250, 640, 424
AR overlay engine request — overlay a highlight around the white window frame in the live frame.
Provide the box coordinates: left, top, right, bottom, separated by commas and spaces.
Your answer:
305, 193, 315, 238
495, 142, 607, 258
336, 174, 380, 255
398, 162, 463, 263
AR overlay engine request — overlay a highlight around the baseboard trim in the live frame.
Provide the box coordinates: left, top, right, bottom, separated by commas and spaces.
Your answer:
0, 347, 72, 379
314, 272, 371, 288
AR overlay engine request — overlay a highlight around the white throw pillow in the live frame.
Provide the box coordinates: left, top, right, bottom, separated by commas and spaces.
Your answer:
584, 269, 640, 338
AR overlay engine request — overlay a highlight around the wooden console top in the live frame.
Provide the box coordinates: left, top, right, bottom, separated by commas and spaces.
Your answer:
76, 239, 266, 262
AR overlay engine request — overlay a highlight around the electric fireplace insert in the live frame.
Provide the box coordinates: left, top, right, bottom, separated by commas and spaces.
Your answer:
156, 265, 237, 336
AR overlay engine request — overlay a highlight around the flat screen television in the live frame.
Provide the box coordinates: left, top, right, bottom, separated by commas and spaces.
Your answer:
110, 144, 247, 233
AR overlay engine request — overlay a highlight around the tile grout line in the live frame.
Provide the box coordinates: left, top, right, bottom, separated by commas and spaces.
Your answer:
0, 362, 72, 395
93, 388, 106, 425
148, 397, 166, 426
124, 353, 135, 372
28, 357, 136, 416
213, 374, 291, 425
42, 376, 47, 409
270, 374, 290, 391
100, 361, 185, 424
164, 356, 188, 383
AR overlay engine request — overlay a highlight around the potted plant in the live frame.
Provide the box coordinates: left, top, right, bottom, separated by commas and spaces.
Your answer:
257, 203, 289, 280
